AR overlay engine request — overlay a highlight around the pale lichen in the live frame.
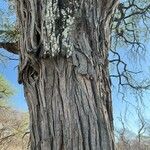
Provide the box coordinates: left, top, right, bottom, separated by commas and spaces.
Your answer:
42, 0, 77, 57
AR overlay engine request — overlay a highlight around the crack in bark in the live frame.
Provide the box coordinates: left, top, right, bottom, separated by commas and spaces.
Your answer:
15, 0, 119, 149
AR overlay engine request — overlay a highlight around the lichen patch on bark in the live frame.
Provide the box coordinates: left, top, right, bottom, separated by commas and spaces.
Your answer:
43, 0, 77, 56
16, 0, 119, 149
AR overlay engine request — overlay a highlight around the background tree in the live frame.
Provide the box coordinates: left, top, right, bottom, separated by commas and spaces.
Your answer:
0, 75, 13, 106
115, 114, 150, 150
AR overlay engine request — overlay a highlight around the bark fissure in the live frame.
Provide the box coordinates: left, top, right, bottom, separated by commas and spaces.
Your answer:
16, 0, 119, 149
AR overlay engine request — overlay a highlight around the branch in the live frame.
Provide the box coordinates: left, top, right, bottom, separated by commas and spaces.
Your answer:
109, 49, 150, 91
112, 1, 150, 53
0, 42, 19, 55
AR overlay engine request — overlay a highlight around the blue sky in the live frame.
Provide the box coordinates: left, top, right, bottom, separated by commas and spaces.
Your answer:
0, 48, 28, 111
0, 0, 28, 111
0, 0, 149, 134
111, 44, 150, 133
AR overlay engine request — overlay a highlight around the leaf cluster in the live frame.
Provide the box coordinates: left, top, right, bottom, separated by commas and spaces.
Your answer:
0, 75, 14, 106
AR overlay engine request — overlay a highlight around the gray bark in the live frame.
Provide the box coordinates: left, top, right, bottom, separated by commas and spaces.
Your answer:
15, 0, 119, 149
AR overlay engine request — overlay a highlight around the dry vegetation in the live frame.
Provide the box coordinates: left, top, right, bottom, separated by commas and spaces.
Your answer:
0, 107, 149, 150
0, 107, 29, 150
116, 134, 150, 150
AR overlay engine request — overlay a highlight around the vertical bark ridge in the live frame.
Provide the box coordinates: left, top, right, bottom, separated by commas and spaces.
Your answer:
16, 0, 119, 149
23, 56, 116, 149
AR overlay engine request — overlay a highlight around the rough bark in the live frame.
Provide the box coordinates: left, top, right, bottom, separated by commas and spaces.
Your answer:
15, 0, 119, 149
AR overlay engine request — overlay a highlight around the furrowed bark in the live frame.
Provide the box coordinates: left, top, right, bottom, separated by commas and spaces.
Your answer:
15, 0, 119, 149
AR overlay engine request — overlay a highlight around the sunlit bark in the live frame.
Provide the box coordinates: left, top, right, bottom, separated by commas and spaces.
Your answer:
16, 0, 119, 149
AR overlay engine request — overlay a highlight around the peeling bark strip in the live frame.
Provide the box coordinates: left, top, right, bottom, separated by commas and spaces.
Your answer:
16, 0, 119, 149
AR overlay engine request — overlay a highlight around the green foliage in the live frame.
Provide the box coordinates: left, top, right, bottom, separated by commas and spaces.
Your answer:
0, 75, 14, 106
0, 0, 19, 43
0, 26, 19, 43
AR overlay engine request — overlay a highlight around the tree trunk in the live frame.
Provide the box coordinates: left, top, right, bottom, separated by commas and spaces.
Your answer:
16, 0, 119, 149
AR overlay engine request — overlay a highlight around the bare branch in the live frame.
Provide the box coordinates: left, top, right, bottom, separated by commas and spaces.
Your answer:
0, 42, 19, 55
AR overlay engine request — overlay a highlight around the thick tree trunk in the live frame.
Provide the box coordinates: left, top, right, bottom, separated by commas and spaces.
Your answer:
16, 0, 119, 149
